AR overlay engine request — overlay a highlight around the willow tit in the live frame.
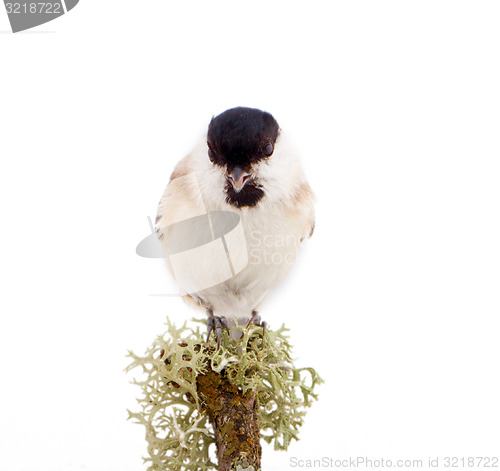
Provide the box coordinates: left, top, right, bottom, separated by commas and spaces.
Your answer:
156, 107, 315, 346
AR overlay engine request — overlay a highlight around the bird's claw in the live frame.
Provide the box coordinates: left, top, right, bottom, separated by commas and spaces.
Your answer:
206, 311, 230, 349
246, 310, 267, 337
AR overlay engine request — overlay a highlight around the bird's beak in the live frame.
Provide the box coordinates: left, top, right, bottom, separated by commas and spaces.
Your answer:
228, 166, 253, 192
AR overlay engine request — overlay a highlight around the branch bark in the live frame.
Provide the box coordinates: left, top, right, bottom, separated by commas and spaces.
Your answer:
197, 369, 261, 471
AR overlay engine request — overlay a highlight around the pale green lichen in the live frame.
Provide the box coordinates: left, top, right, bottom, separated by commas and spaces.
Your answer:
126, 318, 323, 471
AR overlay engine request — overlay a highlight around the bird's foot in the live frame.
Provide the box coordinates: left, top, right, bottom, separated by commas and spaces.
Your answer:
246, 310, 267, 337
206, 310, 230, 349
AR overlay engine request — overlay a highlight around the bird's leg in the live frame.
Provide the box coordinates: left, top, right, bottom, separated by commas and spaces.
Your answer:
206, 309, 230, 349
206, 310, 215, 342
246, 310, 267, 336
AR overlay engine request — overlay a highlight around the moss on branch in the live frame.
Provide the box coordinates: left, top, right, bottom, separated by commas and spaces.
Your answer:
126, 319, 322, 471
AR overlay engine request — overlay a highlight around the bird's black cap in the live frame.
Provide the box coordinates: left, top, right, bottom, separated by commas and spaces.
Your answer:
207, 107, 280, 169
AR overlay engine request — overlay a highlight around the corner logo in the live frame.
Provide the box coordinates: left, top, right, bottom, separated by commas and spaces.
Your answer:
3, 0, 79, 33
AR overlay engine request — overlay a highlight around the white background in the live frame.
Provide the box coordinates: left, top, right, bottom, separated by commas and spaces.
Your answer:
1, 1, 499, 470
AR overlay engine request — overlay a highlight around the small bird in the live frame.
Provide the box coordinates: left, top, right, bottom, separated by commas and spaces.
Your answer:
155, 107, 315, 346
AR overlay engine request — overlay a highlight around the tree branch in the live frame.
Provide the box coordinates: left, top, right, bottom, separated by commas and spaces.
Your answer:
197, 368, 261, 471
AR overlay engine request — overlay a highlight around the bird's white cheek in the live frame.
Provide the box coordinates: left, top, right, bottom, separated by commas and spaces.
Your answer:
199, 165, 229, 207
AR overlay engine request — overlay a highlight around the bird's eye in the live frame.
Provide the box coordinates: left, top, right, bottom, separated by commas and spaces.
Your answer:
264, 142, 274, 156
208, 148, 216, 162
